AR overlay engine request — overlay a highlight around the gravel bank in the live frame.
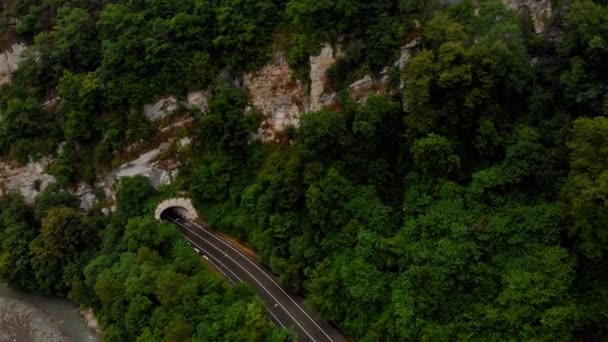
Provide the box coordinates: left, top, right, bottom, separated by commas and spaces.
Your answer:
0, 296, 70, 342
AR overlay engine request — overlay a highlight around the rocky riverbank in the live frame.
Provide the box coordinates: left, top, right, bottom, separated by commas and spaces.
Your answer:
0, 296, 70, 342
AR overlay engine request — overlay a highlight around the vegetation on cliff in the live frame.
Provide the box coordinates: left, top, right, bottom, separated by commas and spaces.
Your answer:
1, 0, 608, 340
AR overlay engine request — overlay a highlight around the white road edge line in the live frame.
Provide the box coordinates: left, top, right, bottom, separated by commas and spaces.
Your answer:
176, 221, 314, 340
194, 221, 333, 342
182, 229, 288, 330
177, 220, 291, 332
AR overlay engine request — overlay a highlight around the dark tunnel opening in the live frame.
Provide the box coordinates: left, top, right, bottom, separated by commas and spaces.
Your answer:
159, 206, 190, 221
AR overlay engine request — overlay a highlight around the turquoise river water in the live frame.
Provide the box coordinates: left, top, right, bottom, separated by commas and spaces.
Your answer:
0, 282, 98, 341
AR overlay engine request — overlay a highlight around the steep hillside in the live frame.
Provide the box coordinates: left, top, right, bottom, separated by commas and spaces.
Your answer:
1, 0, 608, 340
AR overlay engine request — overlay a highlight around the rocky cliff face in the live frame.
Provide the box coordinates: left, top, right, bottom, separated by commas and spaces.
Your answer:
243, 52, 308, 141
144, 96, 179, 121
504, 0, 552, 34
0, 43, 25, 85
348, 38, 421, 103
244, 38, 421, 134
144, 91, 209, 122
0, 119, 189, 211
98, 141, 181, 203
242, 44, 341, 141
0, 0, 555, 207
0, 158, 55, 204
239, 1, 554, 137
0, 146, 178, 210
309, 43, 341, 112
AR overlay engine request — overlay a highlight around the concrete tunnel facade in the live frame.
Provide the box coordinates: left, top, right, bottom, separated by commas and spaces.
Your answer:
154, 197, 198, 221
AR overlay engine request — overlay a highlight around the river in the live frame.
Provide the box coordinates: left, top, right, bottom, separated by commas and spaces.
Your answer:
0, 282, 99, 341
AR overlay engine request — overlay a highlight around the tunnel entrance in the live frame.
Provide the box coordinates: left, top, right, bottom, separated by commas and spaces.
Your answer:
154, 198, 198, 221
160, 206, 190, 220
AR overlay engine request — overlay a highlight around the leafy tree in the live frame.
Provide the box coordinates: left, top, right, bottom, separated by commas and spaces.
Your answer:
299, 109, 348, 159
0, 194, 38, 291
560, 116, 608, 259
48, 148, 77, 186
29, 207, 96, 295
403, 4, 529, 165
0, 98, 45, 157
58, 71, 103, 144
305, 168, 354, 232
560, 0, 608, 115
50, 7, 100, 70
411, 133, 461, 179
34, 183, 80, 220
213, 0, 283, 71
197, 85, 259, 156
116, 176, 157, 221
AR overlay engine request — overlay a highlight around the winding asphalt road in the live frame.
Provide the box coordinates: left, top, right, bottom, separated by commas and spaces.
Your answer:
162, 211, 345, 342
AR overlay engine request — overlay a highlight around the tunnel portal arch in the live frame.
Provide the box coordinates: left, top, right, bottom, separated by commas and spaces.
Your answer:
154, 198, 198, 221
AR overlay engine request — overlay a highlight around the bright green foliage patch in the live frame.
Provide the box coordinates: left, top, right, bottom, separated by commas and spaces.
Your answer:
0, 177, 293, 341
1, 0, 608, 341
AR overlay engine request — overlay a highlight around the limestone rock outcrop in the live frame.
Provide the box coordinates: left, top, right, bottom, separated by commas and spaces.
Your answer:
143, 96, 179, 121
348, 75, 381, 103
72, 182, 97, 211
0, 43, 26, 86
187, 90, 210, 113
309, 43, 340, 112
0, 158, 55, 204
504, 0, 552, 34
243, 44, 345, 140
98, 142, 178, 202
243, 52, 308, 141
348, 38, 420, 103
144, 92, 210, 122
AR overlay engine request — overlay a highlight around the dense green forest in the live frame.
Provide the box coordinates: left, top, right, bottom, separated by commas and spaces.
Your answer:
0, 177, 294, 341
1, 0, 608, 340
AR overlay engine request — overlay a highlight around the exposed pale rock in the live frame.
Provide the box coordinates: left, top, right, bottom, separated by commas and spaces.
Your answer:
79, 308, 100, 335
0, 158, 102, 210
309, 44, 339, 111
72, 182, 97, 211
143, 96, 178, 121
396, 38, 421, 70
243, 51, 308, 141
348, 75, 380, 102
160, 116, 194, 133
179, 137, 192, 147
242, 44, 345, 139
0, 158, 55, 204
187, 90, 210, 113
0, 137, 186, 210
0, 43, 26, 85
144, 92, 206, 122
43, 96, 60, 110
348, 38, 420, 102
98, 142, 178, 200
504, 0, 552, 34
